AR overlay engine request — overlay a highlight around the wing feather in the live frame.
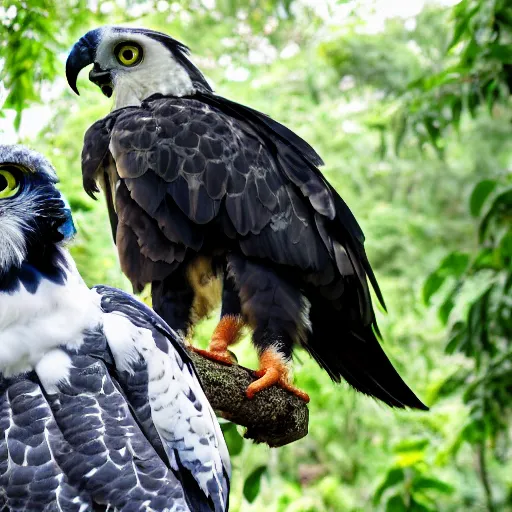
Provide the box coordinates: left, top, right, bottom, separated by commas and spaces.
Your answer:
35, 347, 190, 511
85, 96, 373, 295
0, 375, 93, 511
94, 285, 231, 512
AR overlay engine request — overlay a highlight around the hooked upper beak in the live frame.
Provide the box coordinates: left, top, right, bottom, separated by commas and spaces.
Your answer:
66, 28, 111, 96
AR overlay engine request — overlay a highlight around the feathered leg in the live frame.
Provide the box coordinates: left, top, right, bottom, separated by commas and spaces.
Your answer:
192, 267, 245, 364
151, 267, 195, 338
227, 254, 310, 402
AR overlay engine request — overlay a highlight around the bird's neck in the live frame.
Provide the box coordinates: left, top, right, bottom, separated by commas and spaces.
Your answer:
0, 244, 70, 295
0, 246, 100, 377
113, 66, 196, 110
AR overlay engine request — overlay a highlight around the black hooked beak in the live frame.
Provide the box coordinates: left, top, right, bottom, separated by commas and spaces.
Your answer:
66, 28, 112, 96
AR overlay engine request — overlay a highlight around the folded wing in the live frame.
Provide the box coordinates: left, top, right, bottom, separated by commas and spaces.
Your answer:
0, 285, 230, 511
93, 284, 231, 512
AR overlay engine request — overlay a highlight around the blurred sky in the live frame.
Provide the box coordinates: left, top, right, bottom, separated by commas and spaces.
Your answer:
0, 0, 460, 144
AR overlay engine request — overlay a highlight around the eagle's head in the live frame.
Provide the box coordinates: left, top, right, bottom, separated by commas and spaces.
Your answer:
0, 145, 75, 275
66, 26, 212, 108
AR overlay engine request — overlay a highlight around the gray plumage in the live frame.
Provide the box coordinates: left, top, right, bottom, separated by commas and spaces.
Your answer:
0, 144, 230, 511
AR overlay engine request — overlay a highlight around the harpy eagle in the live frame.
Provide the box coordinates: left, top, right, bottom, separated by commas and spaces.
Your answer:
66, 26, 427, 410
0, 144, 230, 511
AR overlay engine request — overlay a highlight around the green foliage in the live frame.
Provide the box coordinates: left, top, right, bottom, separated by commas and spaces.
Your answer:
374, 438, 454, 512
243, 465, 268, 503
423, 176, 512, 510
0, 0, 108, 129
220, 420, 245, 457
393, 0, 512, 156
2, 0, 512, 510
470, 180, 499, 217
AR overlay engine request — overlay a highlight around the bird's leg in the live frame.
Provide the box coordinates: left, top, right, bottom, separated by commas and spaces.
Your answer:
190, 269, 244, 365
191, 314, 244, 364
219, 255, 311, 402
152, 271, 195, 341
246, 347, 310, 403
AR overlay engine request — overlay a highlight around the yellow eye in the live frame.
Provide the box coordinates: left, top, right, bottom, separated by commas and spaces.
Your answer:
0, 168, 20, 199
115, 43, 142, 67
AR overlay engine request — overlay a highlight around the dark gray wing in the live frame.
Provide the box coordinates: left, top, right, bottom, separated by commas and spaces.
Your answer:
0, 374, 92, 511
0, 299, 222, 511
34, 347, 190, 512
82, 94, 380, 315
92, 285, 230, 512
82, 97, 339, 292
194, 90, 384, 309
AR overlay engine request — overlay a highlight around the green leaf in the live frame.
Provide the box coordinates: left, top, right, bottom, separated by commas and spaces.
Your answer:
243, 465, 267, 503
451, 97, 463, 131
396, 450, 425, 468
436, 366, 470, 397
460, 419, 486, 444
385, 494, 407, 512
485, 79, 498, 113
425, 253, 467, 323
393, 438, 429, 453
445, 322, 465, 354
423, 272, 446, 305
461, 38, 481, 66
488, 44, 512, 64
394, 112, 407, 155
473, 248, 500, 271
424, 118, 443, 159
373, 468, 405, 505
447, 4, 480, 52
469, 180, 498, 217
14, 110, 22, 132
439, 252, 470, 278
413, 476, 455, 495
378, 127, 388, 159
439, 294, 456, 325
479, 186, 512, 242
499, 231, 512, 259
410, 498, 436, 512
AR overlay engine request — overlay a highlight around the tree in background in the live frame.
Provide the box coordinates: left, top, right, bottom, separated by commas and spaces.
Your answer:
395, 2, 512, 511
2, 1, 512, 510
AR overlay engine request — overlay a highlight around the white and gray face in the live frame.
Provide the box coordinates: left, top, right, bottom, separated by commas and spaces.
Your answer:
66, 26, 211, 110
0, 145, 74, 272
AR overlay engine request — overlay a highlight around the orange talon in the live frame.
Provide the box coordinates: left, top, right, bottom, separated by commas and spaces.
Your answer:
190, 346, 235, 365
190, 314, 244, 366
246, 349, 310, 403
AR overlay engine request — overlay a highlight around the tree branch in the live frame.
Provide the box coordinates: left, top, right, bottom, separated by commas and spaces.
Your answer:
187, 350, 309, 448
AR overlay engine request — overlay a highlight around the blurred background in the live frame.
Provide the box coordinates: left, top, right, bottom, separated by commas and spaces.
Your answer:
2, 0, 512, 510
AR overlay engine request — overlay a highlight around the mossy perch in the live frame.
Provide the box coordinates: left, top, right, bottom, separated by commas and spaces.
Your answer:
188, 350, 309, 448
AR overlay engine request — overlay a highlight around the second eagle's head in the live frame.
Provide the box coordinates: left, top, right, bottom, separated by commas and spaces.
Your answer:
0, 145, 75, 276
66, 26, 212, 108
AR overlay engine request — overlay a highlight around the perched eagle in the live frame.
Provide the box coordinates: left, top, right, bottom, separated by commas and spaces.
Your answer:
66, 26, 427, 410
0, 144, 230, 511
